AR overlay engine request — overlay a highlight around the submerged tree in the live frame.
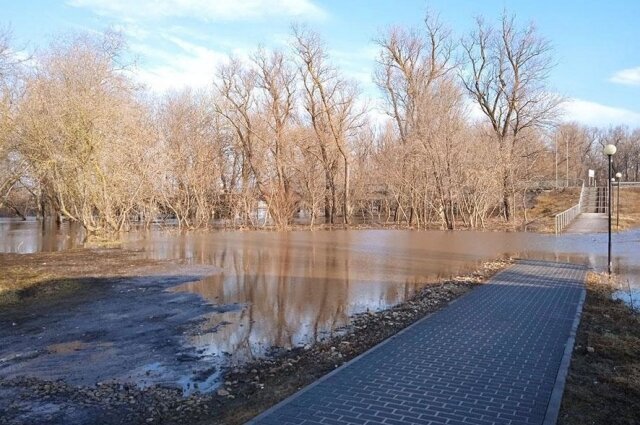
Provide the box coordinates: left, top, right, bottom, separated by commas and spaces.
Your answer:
16, 32, 154, 238
461, 13, 562, 221
0, 27, 29, 213
2, 11, 637, 237
251, 48, 299, 227
375, 14, 463, 229
157, 89, 220, 228
293, 26, 364, 225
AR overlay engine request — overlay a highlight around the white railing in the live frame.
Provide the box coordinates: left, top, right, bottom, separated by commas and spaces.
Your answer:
618, 181, 640, 187
554, 182, 585, 234
555, 204, 581, 234
523, 179, 584, 190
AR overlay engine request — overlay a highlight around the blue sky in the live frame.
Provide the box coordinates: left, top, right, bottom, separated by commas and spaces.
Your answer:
3, 0, 640, 127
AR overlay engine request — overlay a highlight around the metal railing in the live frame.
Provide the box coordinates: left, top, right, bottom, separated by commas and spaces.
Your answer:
554, 182, 586, 234
555, 204, 581, 234
618, 181, 640, 187
526, 179, 584, 190
554, 180, 637, 233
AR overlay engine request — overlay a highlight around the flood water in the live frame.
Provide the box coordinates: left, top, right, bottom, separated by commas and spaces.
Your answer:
1, 219, 639, 392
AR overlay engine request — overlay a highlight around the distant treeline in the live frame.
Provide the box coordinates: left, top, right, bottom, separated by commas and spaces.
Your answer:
0, 13, 638, 239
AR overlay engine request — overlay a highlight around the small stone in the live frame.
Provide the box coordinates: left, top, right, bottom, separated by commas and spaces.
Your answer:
587, 346, 595, 353
217, 389, 229, 397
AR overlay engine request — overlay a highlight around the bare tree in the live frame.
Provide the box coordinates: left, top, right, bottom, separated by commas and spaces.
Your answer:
552, 123, 598, 185
251, 48, 298, 227
461, 13, 562, 221
157, 89, 220, 228
291, 127, 325, 228
214, 58, 264, 227
293, 26, 364, 225
0, 27, 29, 212
16, 32, 154, 239
2, 17, 634, 237
375, 14, 462, 229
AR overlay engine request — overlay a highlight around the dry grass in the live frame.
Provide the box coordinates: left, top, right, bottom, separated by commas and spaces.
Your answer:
0, 249, 169, 301
525, 188, 581, 231
558, 272, 640, 425
613, 187, 640, 232
0, 266, 54, 294
519, 186, 640, 233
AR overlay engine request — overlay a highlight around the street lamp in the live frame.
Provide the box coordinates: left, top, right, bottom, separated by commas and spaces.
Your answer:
603, 144, 617, 275
616, 172, 622, 228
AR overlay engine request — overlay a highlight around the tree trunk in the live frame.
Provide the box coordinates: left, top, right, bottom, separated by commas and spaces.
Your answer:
324, 169, 333, 224
502, 172, 511, 222
343, 157, 350, 225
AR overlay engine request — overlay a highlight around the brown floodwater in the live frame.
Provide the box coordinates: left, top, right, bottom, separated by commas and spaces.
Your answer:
1, 219, 639, 392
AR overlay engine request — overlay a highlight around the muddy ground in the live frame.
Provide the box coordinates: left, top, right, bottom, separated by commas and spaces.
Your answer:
0, 250, 225, 424
0, 248, 510, 425
558, 273, 640, 425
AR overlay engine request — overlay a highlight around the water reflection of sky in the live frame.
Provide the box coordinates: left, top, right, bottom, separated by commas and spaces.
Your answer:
2, 219, 639, 370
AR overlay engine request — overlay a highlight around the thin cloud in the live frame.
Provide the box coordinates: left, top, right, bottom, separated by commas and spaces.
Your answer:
562, 99, 640, 127
67, 0, 327, 22
609, 66, 640, 86
329, 45, 380, 96
133, 38, 229, 92
461, 96, 640, 128
112, 23, 150, 40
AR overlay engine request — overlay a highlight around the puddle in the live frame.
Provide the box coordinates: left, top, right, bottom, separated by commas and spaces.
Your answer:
47, 341, 93, 355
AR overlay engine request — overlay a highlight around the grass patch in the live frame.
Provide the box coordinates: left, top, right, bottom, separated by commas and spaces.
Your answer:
526, 187, 581, 232
0, 249, 163, 303
0, 266, 53, 294
612, 187, 640, 232
559, 272, 640, 425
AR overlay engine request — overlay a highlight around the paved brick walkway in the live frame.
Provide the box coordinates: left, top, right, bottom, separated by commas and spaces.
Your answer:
249, 260, 586, 425
564, 213, 608, 233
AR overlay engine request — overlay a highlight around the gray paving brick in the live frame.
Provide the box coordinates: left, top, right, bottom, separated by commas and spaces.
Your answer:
248, 260, 586, 425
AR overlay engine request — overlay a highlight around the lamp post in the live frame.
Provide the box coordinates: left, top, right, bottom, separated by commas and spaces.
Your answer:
603, 144, 617, 275
566, 135, 569, 187
616, 172, 622, 228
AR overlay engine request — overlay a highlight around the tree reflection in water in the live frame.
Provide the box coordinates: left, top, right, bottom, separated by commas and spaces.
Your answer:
171, 236, 424, 364
2, 222, 639, 367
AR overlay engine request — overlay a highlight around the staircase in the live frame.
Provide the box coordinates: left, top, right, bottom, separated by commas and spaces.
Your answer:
581, 186, 608, 213
558, 185, 609, 234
